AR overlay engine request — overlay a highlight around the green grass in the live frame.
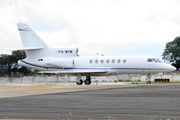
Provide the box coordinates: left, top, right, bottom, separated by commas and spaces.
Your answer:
132, 81, 180, 84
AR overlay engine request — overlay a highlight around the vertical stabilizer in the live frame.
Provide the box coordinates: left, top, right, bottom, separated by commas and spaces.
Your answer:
17, 23, 49, 59
17, 23, 48, 48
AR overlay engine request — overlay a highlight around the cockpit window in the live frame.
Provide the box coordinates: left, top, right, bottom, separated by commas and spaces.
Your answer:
148, 58, 162, 63
147, 58, 153, 62
156, 58, 162, 63
152, 58, 157, 62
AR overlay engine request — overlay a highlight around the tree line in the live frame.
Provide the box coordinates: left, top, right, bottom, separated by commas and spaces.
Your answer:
0, 51, 32, 77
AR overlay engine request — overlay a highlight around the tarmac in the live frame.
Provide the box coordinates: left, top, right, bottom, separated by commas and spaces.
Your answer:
0, 83, 180, 119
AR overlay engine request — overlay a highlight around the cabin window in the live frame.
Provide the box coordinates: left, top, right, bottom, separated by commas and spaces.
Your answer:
117, 59, 121, 63
89, 60, 93, 64
123, 59, 126, 63
95, 60, 98, 63
38, 59, 43, 61
112, 59, 115, 63
101, 60, 104, 63
106, 59, 109, 63
147, 58, 153, 62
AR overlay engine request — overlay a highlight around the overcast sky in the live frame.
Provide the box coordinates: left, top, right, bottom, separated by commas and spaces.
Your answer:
0, 0, 180, 60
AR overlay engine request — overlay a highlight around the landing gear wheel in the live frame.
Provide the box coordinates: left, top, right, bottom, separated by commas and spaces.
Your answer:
147, 81, 151, 84
84, 79, 91, 85
76, 79, 83, 85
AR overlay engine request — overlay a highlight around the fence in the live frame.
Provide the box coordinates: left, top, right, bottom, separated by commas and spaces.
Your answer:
0, 73, 180, 83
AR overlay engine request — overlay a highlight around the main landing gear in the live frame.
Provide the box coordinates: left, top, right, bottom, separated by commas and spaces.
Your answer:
76, 79, 83, 85
84, 76, 91, 85
76, 74, 91, 85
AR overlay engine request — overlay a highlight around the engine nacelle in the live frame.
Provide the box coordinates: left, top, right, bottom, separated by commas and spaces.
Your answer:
50, 59, 74, 68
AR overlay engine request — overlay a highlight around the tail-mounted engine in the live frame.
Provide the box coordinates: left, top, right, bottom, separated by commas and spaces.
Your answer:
49, 59, 74, 68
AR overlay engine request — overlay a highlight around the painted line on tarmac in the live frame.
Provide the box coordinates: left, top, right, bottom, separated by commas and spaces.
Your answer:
0, 86, 59, 91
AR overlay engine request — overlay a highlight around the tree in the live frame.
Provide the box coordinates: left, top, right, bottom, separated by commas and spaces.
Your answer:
11, 50, 26, 69
162, 36, 180, 69
0, 54, 11, 76
0, 51, 31, 76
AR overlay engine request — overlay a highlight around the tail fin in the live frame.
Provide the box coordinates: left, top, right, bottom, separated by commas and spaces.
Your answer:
17, 23, 49, 59
17, 23, 48, 48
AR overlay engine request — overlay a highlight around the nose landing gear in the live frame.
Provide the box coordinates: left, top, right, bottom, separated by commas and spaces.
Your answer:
146, 74, 151, 84
147, 81, 151, 84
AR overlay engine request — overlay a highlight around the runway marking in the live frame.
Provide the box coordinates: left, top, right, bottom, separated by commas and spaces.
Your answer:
0, 86, 59, 91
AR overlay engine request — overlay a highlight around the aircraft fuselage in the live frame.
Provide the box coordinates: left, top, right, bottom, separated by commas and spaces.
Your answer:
18, 54, 175, 76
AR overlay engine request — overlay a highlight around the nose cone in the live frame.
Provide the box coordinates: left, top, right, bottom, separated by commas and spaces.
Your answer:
164, 64, 176, 72
171, 66, 176, 71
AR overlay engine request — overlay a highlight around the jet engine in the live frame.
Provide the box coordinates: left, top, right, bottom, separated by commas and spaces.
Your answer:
49, 59, 74, 68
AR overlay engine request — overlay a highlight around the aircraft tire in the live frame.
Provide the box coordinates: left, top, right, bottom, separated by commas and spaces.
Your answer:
147, 81, 151, 84
84, 79, 91, 85
76, 79, 83, 85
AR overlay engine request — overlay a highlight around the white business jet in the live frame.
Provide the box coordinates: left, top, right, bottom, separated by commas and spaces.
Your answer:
9, 23, 176, 85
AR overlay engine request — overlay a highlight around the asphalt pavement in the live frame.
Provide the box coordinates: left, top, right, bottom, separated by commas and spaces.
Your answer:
0, 84, 180, 119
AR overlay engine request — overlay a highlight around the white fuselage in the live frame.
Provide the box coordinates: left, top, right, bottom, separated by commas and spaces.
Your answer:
18, 48, 176, 76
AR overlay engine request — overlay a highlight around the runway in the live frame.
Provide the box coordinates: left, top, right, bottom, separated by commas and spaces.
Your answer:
0, 84, 180, 119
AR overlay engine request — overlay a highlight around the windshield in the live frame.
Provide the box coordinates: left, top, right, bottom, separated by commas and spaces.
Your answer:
152, 58, 157, 62
147, 58, 162, 63
156, 58, 162, 63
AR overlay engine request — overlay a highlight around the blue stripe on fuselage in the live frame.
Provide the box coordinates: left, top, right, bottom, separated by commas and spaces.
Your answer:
21, 60, 62, 69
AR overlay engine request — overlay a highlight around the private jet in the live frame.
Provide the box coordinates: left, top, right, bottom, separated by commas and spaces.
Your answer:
8, 23, 176, 85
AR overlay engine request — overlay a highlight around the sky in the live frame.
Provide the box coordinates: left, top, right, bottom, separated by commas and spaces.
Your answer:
0, 0, 180, 60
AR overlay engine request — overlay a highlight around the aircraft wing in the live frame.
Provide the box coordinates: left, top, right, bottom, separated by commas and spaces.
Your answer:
37, 70, 108, 74
5, 47, 44, 51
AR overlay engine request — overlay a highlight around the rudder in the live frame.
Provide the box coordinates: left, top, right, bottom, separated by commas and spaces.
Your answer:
17, 23, 48, 48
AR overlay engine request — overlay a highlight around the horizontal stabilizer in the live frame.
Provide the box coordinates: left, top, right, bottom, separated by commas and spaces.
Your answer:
5, 47, 44, 51
37, 70, 108, 74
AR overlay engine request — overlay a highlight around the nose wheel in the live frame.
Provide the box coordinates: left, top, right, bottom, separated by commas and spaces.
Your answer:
147, 81, 151, 84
